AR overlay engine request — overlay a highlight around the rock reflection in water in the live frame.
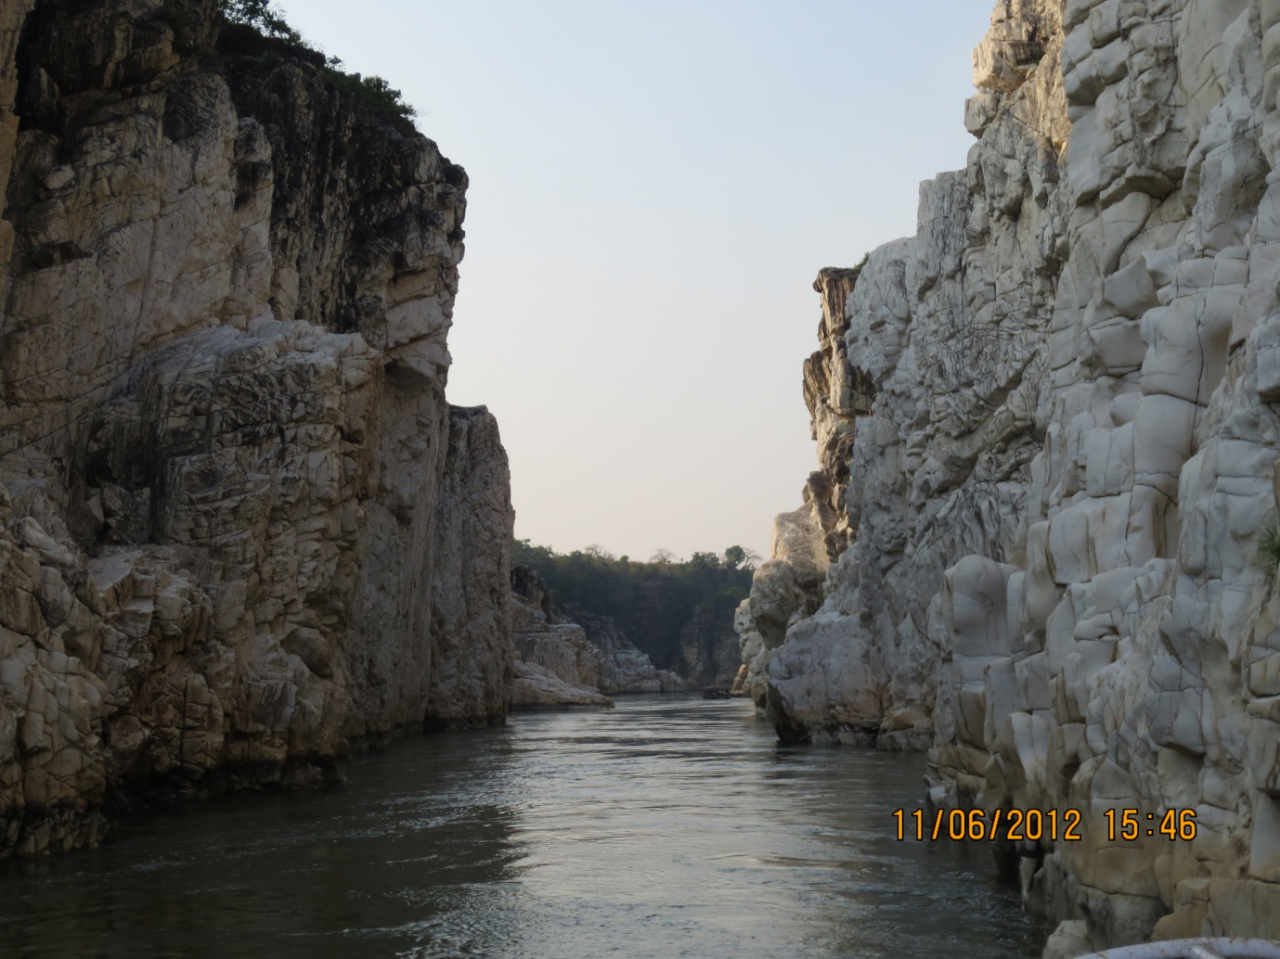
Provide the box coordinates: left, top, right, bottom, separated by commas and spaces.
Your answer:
0, 696, 1047, 958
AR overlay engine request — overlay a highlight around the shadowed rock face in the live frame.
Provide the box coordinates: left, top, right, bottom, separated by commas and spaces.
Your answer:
0, 0, 513, 856
427, 407, 515, 729
740, 0, 1280, 949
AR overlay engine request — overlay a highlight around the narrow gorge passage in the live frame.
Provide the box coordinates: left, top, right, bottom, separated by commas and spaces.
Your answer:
0, 696, 1047, 959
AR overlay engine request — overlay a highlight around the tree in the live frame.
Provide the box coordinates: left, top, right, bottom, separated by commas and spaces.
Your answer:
722, 545, 762, 570
220, 0, 303, 43
513, 539, 754, 676
214, 0, 418, 130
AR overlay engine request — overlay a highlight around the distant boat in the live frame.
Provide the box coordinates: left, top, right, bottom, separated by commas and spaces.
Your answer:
702, 687, 732, 700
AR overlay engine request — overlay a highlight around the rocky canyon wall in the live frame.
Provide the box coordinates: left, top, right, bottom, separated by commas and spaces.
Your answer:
0, 0, 514, 856
740, 0, 1071, 750
741, 0, 1280, 949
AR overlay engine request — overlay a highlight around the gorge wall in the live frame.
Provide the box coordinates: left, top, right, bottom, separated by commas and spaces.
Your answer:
740, 0, 1280, 950
0, 0, 515, 857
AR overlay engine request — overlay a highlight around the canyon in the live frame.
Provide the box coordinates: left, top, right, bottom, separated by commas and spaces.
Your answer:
12, 0, 1280, 955
738, 0, 1280, 952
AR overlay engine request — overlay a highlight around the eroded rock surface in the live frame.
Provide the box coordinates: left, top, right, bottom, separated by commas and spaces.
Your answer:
510, 658, 614, 710
742, 0, 1280, 948
0, 0, 513, 856
739, 0, 1069, 749
426, 407, 515, 728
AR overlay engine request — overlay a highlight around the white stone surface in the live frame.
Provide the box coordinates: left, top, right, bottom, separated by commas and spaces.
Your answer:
742, 0, 1280, 948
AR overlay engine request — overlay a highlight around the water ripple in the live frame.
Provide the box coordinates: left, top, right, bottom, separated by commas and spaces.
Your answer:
0, 695, 1047, 958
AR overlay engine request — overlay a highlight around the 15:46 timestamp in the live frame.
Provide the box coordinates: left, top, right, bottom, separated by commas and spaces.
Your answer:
1105, 808, 1196, 841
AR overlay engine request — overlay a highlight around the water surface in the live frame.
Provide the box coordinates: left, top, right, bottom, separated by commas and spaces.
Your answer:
0, 695, 1048, 958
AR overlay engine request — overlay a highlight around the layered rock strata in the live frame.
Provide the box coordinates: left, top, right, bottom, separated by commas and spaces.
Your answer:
510, 613, 613, 710
0, 0, 514, 856
742, 0, 1280, 948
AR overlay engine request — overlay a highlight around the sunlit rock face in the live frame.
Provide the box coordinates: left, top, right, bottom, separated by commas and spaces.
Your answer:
741, 0, 1280, 947
0, 0, 513, 856
739, 0, 1069, 749
953, 0, 1280, 949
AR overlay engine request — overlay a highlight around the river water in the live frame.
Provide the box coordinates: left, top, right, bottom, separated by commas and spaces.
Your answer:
0, 695, 1048, 958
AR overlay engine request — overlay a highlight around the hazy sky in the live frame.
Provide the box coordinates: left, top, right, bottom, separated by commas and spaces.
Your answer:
285, 1, 994, 561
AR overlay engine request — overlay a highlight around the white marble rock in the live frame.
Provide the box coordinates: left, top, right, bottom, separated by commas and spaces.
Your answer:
739, 0, 1280, 949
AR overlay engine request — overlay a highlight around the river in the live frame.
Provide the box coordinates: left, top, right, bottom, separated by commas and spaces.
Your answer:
0, 695, 1049, 958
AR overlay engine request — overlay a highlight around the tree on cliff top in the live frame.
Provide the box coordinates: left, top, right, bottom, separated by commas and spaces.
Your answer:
513, 540, 752, 677
212, 0, 419, 132
220, 0, 304, 44
722, 545, 760, 571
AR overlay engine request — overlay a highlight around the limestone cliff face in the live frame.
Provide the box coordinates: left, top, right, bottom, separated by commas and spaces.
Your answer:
0, 0, 513, 856
741, 0, 1070, 749
743, 0, 1280, 948
426, 407, 515, 728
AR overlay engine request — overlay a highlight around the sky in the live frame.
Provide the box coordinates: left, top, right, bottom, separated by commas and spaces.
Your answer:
285, 0, 995, 561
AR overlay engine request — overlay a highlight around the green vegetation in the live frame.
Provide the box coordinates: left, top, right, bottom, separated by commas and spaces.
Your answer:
321, 71, 417, 127
220, 0, 306, 44
513, 541, 758, 675
1258, 519, 1280, 572
204, 0, 419, 131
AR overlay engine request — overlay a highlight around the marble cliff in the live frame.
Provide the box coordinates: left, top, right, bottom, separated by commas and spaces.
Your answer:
739, 0, 1280, 950
0, 0, 516, 856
